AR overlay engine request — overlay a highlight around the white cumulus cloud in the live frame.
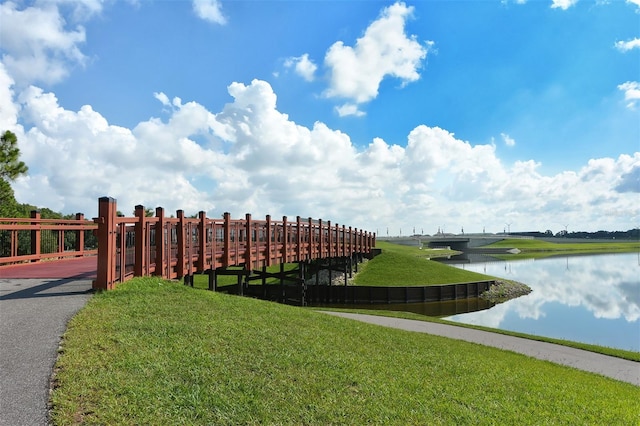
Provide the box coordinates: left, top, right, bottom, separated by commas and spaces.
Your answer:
2, 74, 638, 233
335, 103, 366, 117
551, 0, 579, 10
192, 0, 226, 25
284, 54, 317, 82
323, 1, 429, 105
501, 133, 516, 147
615, 38, 640, 52
0, 1, 91, 86
618, 81, 640, 109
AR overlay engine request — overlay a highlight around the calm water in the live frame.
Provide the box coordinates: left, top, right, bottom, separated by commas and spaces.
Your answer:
443, 253, 640, 352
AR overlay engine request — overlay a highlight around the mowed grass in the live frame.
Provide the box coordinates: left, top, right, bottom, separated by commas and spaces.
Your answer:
50, 278, 639, 425
354, 240, 492, 286
486, 239, 640, 259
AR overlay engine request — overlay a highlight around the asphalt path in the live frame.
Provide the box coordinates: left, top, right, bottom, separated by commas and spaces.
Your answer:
321, 311, 640, 386
1, 278, 637, 426
0, 278, 93, 426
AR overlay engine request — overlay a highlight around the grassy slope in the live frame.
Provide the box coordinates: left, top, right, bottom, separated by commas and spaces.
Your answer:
51, 278, 640, 425
486, 239, 640, 259
354, 241, 492, 286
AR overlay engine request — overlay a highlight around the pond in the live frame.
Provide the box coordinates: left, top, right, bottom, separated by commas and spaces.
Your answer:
442, 252, 640, 352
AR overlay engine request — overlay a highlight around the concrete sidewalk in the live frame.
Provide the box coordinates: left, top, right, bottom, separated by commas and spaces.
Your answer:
321, 311, 640, 386
0, 278, 93, 426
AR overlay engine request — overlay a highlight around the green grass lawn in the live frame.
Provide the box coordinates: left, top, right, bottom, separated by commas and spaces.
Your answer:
50, 278, 640, 425
354, 240, 492, 286
485, 239, 640, 259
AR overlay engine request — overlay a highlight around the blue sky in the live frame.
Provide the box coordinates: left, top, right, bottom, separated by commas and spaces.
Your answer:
1, 0, 638, 234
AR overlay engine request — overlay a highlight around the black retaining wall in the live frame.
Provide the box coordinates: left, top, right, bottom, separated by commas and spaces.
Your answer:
219, 280, 495, 305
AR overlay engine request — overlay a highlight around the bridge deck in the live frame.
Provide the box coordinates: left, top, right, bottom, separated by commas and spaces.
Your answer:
0, 257, 96, 279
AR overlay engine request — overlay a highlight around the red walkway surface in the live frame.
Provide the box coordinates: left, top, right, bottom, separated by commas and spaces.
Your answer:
0, 257, 97, 279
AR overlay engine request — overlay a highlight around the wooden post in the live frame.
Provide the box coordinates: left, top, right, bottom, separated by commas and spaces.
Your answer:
318, 219, 324, 259
245, 213, 252, 271
30, 210, 40, 262
296, 216, 302, 262
134, 205, 145, 277
342, 224, 347, 258
198, 211, 207, 271
299, 261, 306, 306
75, 213, 84, 257
155, 207, 166, 278
95, 197, 117, 290
265, 215, 272, 267
223, 212, 231, 267
308, 218, 313, 259
327, 220, 332, 259
117, 218, 126, 284
176, 210, 186, 279
208, 269, 216, 291
282, 216, 288, 264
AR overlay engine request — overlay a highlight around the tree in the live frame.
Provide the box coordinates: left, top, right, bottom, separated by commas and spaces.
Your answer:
1, 130, 28, 181
0, 178, 18, 217
0, 130, 28, 218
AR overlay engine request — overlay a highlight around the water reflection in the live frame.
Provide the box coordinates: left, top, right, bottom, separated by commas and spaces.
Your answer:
444, 253, 640, 352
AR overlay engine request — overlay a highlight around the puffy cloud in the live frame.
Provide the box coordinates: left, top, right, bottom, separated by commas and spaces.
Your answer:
501, 133, 516, 147
192, 0, 227, 25
627, 0, 640, 9
618, 81, 640, 109
551, 0, 579, 10
0, 1, 88, 86
323, 2, 429, 105
284, 54, 317, 82
0, 63, 18, 130
615, 164, 640, 193
5, 77, 639, 233
335, 103, 365, 117
153, 92, 171, 107
614, 38, 640, 52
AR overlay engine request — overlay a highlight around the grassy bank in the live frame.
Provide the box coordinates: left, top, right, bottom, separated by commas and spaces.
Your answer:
354, 241, 491, 286
50, 278, 640, 425
486, 239, 640, 259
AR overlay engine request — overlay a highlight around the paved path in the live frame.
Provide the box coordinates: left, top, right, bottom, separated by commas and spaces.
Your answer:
0, 278, 93, 426
321, 312, 640, 386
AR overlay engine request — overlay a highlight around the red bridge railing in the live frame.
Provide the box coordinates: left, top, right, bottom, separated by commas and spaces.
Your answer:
95, 197, 375, 291
0, 211, 97, 266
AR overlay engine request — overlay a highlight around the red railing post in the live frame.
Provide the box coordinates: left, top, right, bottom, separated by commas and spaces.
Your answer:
296, 216, 302, 262
318, 219, 323, 259
75, 213, 84, 257
308, 217, 313, 259
95, 197, 117, 291
327, 220, 332, 258
30, 210, 40, 262
340, 224, 345, 257
223, 212, 231, 267
265, 215, 272, 267
177, 210, 186, 279
245, 213, 252, 270
134, 205, 145, 277
155, 207, 166, 278
282, 216, 288, 263
198, 211, 207, 271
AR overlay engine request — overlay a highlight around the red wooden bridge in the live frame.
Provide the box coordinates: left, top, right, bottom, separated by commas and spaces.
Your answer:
1, 197, 376, 299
